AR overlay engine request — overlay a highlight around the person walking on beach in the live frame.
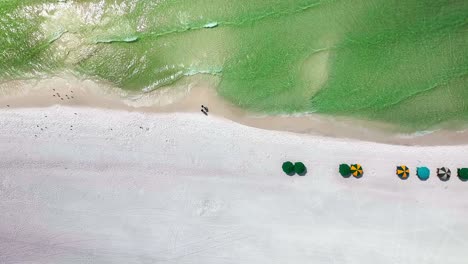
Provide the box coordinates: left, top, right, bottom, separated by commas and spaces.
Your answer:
201, 105, 209, 115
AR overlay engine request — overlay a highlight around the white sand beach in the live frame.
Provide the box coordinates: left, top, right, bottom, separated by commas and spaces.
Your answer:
1, 105, 468, 263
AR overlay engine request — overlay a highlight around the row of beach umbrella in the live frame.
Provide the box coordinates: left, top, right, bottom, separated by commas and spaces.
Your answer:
282, 162, 468, 181
341, 164, 468, 181
394, 166, 468, 181
282, 161, 307, 176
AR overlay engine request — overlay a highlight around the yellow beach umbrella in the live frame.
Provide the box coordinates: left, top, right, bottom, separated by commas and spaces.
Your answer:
397, 165, 410, 180
350, 164, 363, 178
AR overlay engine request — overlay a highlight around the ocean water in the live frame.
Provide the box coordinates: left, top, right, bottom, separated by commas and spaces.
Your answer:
1, 0, 467, 129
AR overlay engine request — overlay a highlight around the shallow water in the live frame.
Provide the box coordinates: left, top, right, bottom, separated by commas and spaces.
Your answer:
1, 0, 467, 129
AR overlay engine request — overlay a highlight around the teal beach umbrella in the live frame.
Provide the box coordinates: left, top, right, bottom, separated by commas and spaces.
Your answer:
416, 167, 430, 181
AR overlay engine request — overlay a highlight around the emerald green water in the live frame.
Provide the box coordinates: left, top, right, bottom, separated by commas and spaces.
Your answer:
1, 0, 467, 129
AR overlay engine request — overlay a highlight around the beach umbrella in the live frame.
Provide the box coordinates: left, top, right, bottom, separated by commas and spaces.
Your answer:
416, 167, 430, 181
350, 164, 363, 178
282, 161, 295, 176
458, 168, 468, 181
339, 164, 351, 178
396, 166, 410, 180
294, 162, 307, 176
436, 167, 451, 181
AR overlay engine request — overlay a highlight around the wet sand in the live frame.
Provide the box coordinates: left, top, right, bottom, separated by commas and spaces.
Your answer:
1, 74, 467, 146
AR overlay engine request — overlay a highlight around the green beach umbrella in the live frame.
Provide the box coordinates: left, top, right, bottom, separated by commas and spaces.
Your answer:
282, 161, 295, 176
350, 164, 363, 178
294, 162, 307, 176
457, 168, 468, 181
339, 164, 351, 178
416, 167, 430, 181
396, 165, 410, 180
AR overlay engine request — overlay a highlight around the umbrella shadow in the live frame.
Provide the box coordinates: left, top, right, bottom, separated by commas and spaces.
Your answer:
297, 168, 307, 176
397, 174, 410, 180
417, 175, 429, 181
353, 173, 363, 179
438, 177, 450, 182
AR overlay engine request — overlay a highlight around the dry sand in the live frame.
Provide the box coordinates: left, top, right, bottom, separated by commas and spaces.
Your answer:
1, 74, 468, 146
1, 74, 468, 262
1, 106, 468, 263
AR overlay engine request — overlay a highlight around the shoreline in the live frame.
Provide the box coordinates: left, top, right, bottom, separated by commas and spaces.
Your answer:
1, 74, 468, 146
